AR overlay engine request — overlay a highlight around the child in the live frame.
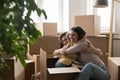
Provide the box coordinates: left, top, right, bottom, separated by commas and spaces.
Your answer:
53, 32, 77, 67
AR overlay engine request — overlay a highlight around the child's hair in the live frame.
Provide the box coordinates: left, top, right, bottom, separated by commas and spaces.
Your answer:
58, 32, 67, 42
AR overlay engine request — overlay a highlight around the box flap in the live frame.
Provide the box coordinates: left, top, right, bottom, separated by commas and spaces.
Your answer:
48, 67, 80, 74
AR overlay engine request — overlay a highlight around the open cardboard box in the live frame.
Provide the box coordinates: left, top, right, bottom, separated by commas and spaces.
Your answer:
47, 67, 80, 80
0, 58, 34, 80
27, 36, 61, 73
40, 48, 81, 80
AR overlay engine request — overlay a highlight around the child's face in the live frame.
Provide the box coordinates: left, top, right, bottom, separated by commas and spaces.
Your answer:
61, 36, 68, 45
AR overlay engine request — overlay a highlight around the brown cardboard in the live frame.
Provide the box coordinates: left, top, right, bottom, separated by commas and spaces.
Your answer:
47, 72, 78, 80
0, 59, 14, 80
40, 48, 47, 80
29, 36, 60, 55
26, 54, 40, 74
43, 23, 57, 36
0, 58, 35, 80
25, 60, 35, 80
40, 48, 80, 80
27, 36, 60, 74
14, 58, 35, 80
87, 35, 107, 53
87, 35, 108, 66
14, 57, 25, 80
48, 67, 80, 74
35, 22, 57, 36
75, 15, 100, 36
108, 57, 120, 80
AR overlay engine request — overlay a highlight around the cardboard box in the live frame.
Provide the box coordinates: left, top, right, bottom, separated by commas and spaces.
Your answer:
75, 15, 100, 36
27, 36, 60, 73
43, 23, 57, 36
87, 35, 107, 53
40, 48, 80, 80
35, 22, 57, 36
14, 58, 25, 80
33, 55, 40, 73
40, 49, 80, 80
0, 59, 14, 80
108, 57, 120, 80
15, 58, 34, 80
87, 35, 108, 66
0, 58, 34, 80
26, 53, 40, 74
25, 60, 35, 80
28, 36, 60, 55
47, 67, 80, 80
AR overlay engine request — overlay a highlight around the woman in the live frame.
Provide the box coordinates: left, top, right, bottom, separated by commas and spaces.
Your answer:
59, 26, 110, 80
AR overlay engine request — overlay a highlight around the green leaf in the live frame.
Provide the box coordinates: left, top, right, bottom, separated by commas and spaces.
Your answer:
0, 0, 47, 68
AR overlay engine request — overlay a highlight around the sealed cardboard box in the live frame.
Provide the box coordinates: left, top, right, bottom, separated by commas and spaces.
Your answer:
28, 36, 60, 55
75, 15, 100, 36
35, 22, 57, 36
43, 23, 57, 36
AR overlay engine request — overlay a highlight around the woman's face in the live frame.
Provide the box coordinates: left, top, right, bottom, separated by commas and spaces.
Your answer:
69, 30, 78, 43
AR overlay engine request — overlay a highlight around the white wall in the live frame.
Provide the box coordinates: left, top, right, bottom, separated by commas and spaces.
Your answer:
114, 1, 120, 37
68, 1, 120, 57
69, 0, 87, 27
112, 1, 120, 57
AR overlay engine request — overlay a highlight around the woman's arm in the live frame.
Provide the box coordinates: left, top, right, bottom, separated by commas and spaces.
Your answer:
62, 41, 88, 54
53, 48, 63, 55
86, 39, 103, 56
53, 46, 68, 56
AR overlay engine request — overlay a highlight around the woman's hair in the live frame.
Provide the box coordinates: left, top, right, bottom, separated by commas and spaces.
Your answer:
70, 25, 86, 41
66, 32, 71, 42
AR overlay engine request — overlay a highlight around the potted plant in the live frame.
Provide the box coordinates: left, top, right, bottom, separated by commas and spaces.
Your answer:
0, 0, 47, 68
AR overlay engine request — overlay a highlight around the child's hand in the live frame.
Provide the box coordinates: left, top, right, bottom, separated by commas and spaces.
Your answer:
60, 49, 67, 55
